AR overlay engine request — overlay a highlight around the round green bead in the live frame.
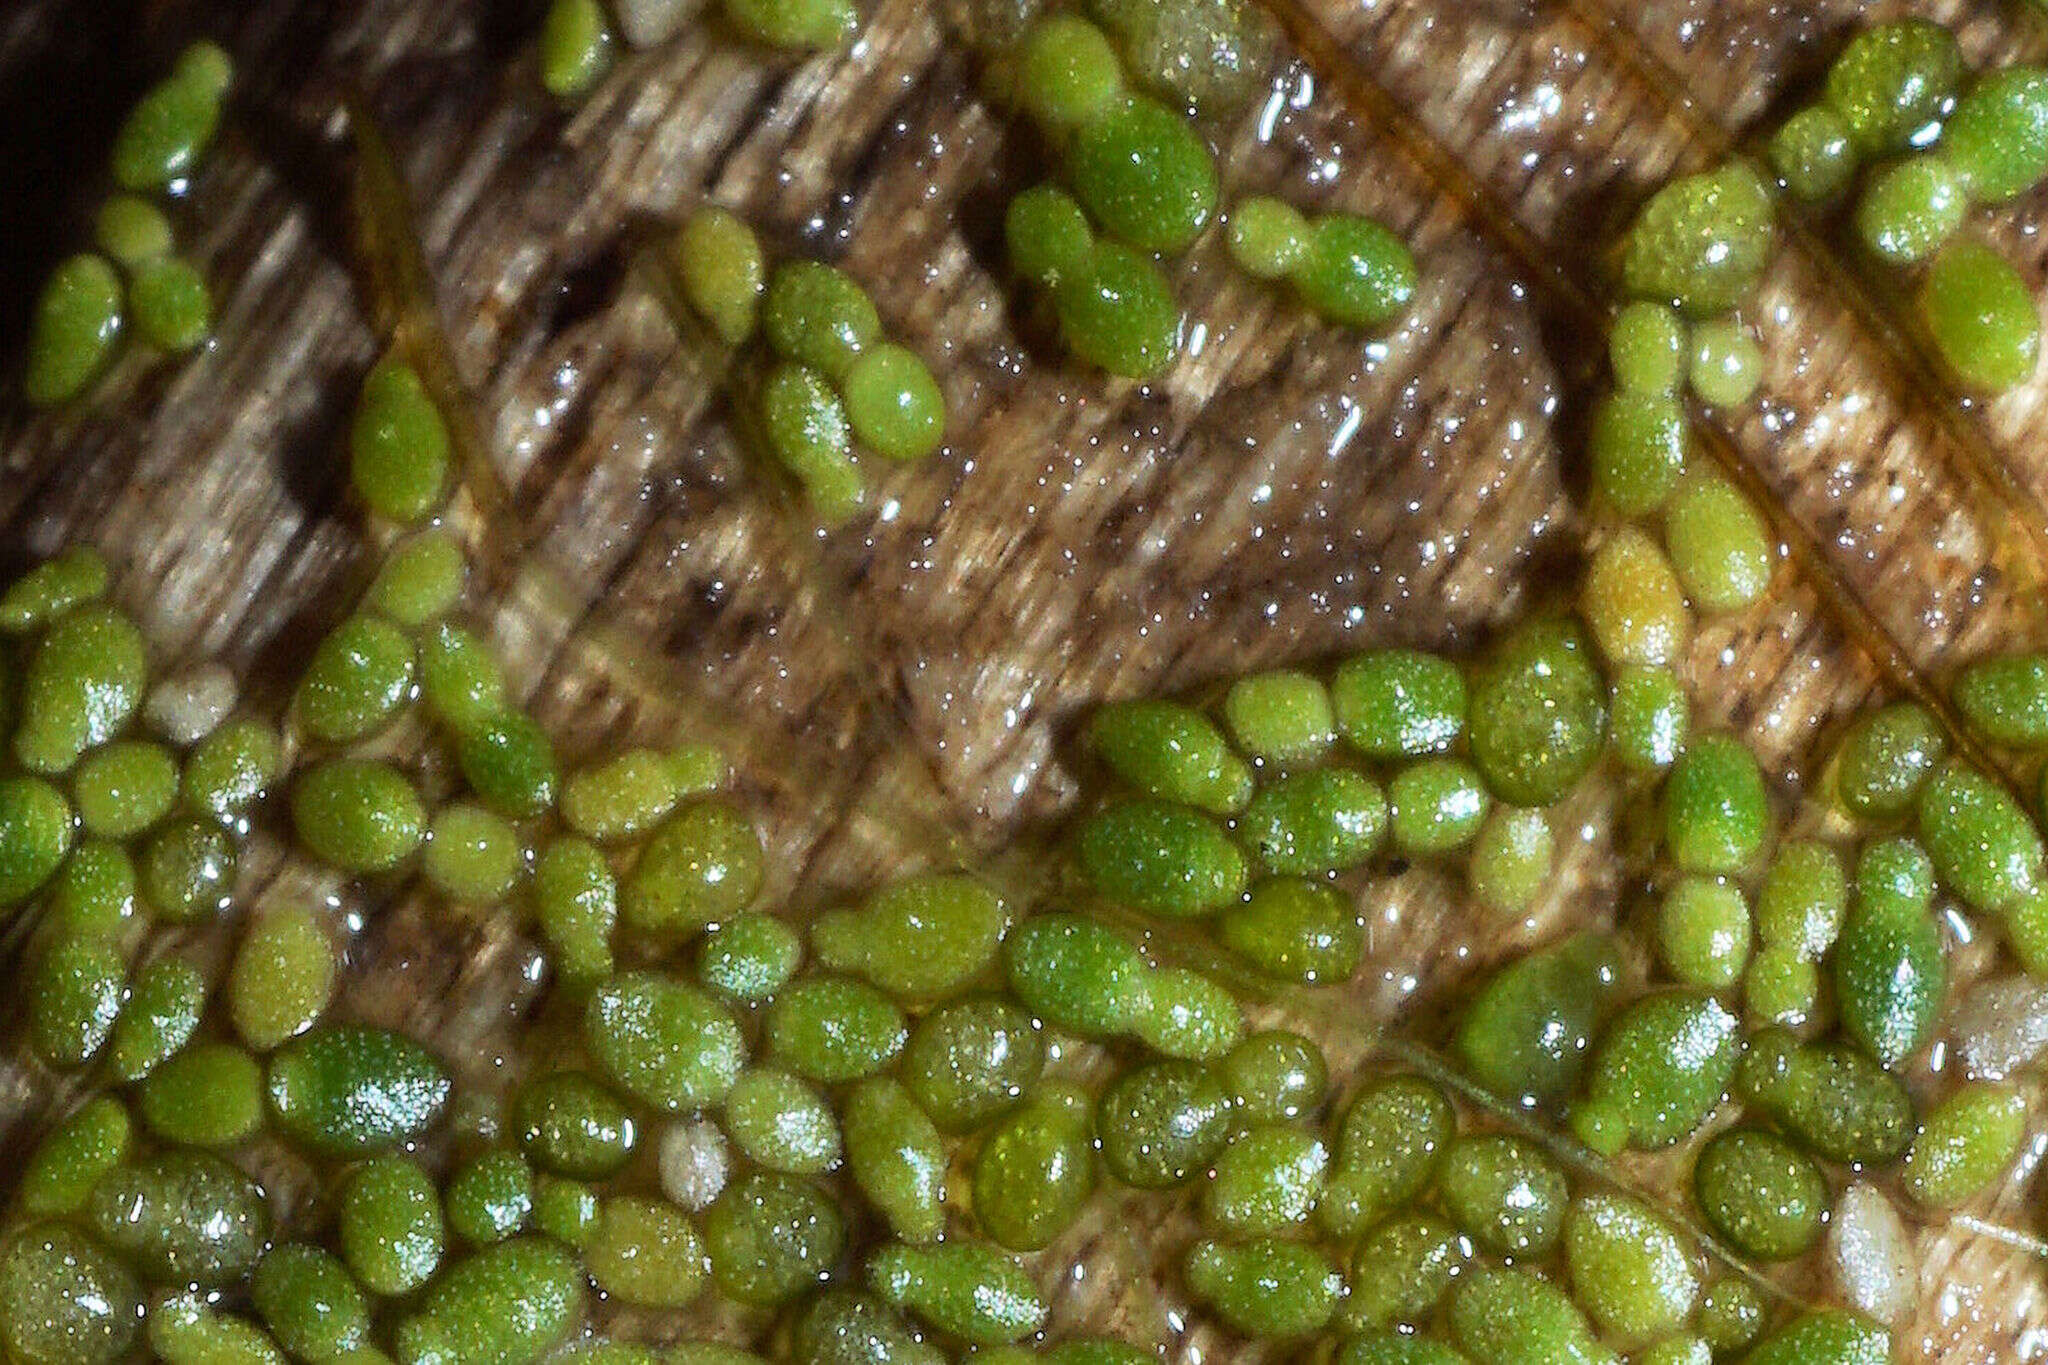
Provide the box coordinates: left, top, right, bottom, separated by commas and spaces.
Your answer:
1332, 647, 1466, 758
1584, 990, 1739, 1148
1921, 239, 2041, 392
622, 796, 762, 939
1387, 757, 1490, 855
586, 971, 744, 1111
94, 195, 173, 265
765, 975, 907, 1082
1858, 153, 1968, 266
141, 816, 237, 920
1227, 196, 1309, 280
1290, 213, 1418, 328
1833, 700, 1945, 817
1769, 104, 1856, 201
1695, 1277, 1767, 1354
446, 1150, 535, 1245
704, 1172, 846, 1307
723, 1068, 842, 1175
110, 70, 221, 190
698, 913, 801, 1002
1454, 931, 1620, 1109
1224, 668, 1335, 766
586, 1196, 706, 1307
181, 716, 282, 819
900, 995, 1044, 1132
764, 260, 879, 380
423, 801, 525, 904
1688, 318, 1762, 407
1238, 766, 1387, 875
1077, 796, 1246, 916
1098, 1059, 1229, 1188
1222, 1028, 1326, 1122
457, 709, 558, 820
267, 1025, 450, 1155
1438, 1134, 1566, 1258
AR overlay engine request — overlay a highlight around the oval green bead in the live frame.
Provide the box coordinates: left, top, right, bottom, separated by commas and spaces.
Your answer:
1609, 300, 1688, 394
0, 776, 74, 906
1078, 796, 1246, 916
1203, 1122, 1326, 1235
1388, 757, 1490, 855
723, 0, 857, 49
1007, 183, 1095, 289
1005, 912, 1150, 1037
1333, 647, 1466, 758
0, 1221, 141, 1364
1217, 875, 1362, 985
1825, 17, 1961, 152
766, 975, 907, 1083
586, 1196, 705, 1307
21, 1097, 130, 1218
1069, 95, 1218, 254
764, 260, 880, 380
1657, 876, 1752, 991
1185, 1238, 1342, 1339
1900, 1081, 2028, 1208
1769, 104, 1856, 202
349, 356, 449, 525
1740, 1311, 1891, 1365
1017, 14, 1124, 129
540, 0, 616, 98
1053, 242, 1181, 377
1589, 391, 1687, 516
15, 602, 147, 775
1468, 805, 1555, 916
1834, 896, 1943, 1067
1438, 1134, 1566, 1258
1319, 1073, 1453, 1237
697, 913, 800, 1002
704, 1172, 846, 1307
72, 738, 177, 837
85, 1148, 268, 1285
1920, 239, 2043, 393
1454, 931, 1621, 1108
456, 710, 558, 820
181, 715, 283, 820
972, 1083, 1093, 1251
1098, 1059, 1228, 1189
586, 971, 745, 1111
423, 801, 525, 905
0, 546, 109, 633
1563, 1193, 1699, 1345
1916, 760, 2043, 914
24, 253, 125, 408
1663, 732, 1769, 873
28, 935, 125, 1069
295, 615, 416, 743
1345, 1213, 1466, 1331
1855, 155, 1966, 265
367, 530, 466, 627
533, 835, 618, 986
1466, 616, 1606, 806
148, 1293, 284, 1365
1227, 195, 1309, 280
1291, 213, 1418, 328
1585, 990, 1739, 1148
1756, 839, 1847, 959
291, 759, 425, 874
398, 1237, 583, 1365
106, 956, 204, 1082
338, 1155, 445, 1296
622, 798, 764, 938
1090, 698, 1252, 813
675, 206, 766, 345
811, 872, 1009, 1001
137, 1040, 263, 1146
1223, 1028, 1326, 1122
1944, 66, 2048, 201
251, 1244, 371, 1361
1738, 1030, 1915, 1164
1955, 651, 2048, 745
870, 1240, 1046, 1345
841, 1076, 947, 1242
129, 256, 211, 352
1834, 701, 1946, 817
1448, 1266, 1612, 1365
267, 1025, 451, 1154
844, 343, 946, 462
1694, 1127, 1828, 1260
1663, 473, 1773, 612
723, 1068, 841, 1175
1622, 165, 1774, 315
515, 1069, 639, 1179
111, 71, 220, 189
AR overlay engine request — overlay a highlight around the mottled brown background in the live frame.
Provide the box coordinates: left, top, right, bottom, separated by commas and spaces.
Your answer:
2, 0, 2046, 1358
